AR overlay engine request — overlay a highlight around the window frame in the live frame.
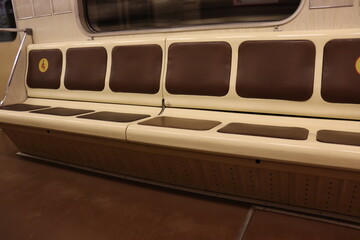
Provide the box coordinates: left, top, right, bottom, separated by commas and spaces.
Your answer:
0, 0, 17, 42
75, 0, 305, 37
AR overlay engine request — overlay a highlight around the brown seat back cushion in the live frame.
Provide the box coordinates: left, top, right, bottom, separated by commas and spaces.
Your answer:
166, 42, 231, 96
321, 39, 360, 104
27, 49, 62, 89
65, 47, 107, 91
110, 45, 162, 94
236, 40, 315, 101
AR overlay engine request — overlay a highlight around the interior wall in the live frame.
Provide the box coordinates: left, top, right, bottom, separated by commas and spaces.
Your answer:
0, 36, 20, 100
11, 0, 360, 44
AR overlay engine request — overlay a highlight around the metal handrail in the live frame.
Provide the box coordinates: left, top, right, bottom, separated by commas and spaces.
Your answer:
0, 28, 30, 33
0, 28, 33, 106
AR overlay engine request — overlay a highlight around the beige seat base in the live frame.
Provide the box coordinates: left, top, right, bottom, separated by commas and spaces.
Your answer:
2, 123, 359, 220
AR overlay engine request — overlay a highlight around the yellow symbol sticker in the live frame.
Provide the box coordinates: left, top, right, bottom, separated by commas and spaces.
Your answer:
38, 58, 49, 73
356, 57, 360, 75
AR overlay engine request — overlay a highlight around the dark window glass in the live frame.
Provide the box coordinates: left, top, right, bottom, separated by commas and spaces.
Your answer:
0, 0, 16, 41
82, 0, 302, 33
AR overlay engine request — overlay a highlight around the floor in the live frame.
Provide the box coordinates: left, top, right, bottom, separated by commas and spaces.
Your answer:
0, 130, 358, 240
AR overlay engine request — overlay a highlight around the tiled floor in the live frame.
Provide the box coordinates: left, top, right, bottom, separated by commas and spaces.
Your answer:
0, 130, 358, 240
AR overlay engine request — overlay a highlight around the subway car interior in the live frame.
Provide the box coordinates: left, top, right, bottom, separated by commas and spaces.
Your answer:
0, 0, 359, 239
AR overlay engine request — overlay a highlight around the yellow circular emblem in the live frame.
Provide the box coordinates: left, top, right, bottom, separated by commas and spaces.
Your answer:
356, 57, 360, 75
38, 58, 49, 73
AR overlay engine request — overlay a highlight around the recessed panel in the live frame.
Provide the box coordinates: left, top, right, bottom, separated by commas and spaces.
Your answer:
322, 39, 360, 104
33, 0, 52, 17
166, 42, 231, 96
110, 45, 162, 94
309, 0, 353, 9
15, 0, 34, 19
52, 0, 72, 14
27, 49, 62, 89
65, 47, 107, 91
236, 40, 315, 101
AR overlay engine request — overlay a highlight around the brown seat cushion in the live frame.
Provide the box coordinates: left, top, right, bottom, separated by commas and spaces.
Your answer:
64, 47, 107, 91
110, 45, 162, 94
31, 107, 94, 117
138, 116, 221, 130
165, 42, 231, 96
218, 123, 309, 140
236, 40, 315, 101
27, 49, 62, 89
0, 104, 50, 111
77, 111, 150, 123
317, 130, 360, 147
321, 39, 360, 104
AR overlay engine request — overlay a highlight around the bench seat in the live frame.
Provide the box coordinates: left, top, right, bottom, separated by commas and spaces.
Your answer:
128, 108, 360, 171
0, 32, 359, 219
0, 98, 160, 140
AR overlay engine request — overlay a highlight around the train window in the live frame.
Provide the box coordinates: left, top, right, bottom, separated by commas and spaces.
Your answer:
0, 0, 16, 41
80, 0, 302, 33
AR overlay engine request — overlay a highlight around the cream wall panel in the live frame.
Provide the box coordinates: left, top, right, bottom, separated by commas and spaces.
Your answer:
16, 13, 87, 43
285, 3, 359, 31
0, 37, 19, 100
10, 0, 360, 44
309, 0, 354, 9
14, 0, 34, 19
33, 0, 52, 17
52, 0, 72, 14
0, 33, 31, 106
4, 41, 28, 106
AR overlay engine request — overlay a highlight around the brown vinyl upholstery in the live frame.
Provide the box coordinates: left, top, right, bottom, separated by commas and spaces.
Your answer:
0, 104, 50, 111
64, 47, 107, 91
317, 130, 360, 147
77, 112, 150, 123
27, 49, 62, 89
218, 123, 309, 140
165, 42, 231, 96
321, 39, 360, 104
236, 40, 315, 101
31, 107, 94, 117
110, 45, 162, 94
139, 116, 221, 130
